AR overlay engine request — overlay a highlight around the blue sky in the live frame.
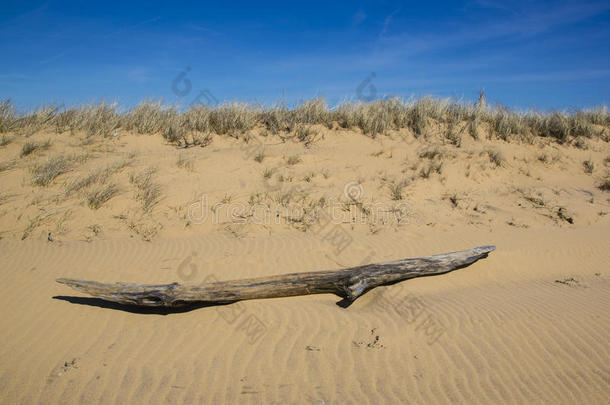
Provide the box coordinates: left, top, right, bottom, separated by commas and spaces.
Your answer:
1, 0, 609, 111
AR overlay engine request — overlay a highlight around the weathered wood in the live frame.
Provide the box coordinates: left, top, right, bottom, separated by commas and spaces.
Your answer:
56, 245, 495, 307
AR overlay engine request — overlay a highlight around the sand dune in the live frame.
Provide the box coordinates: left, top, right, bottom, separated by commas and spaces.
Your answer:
0, 121, 609, 403
0, 226, 608, 404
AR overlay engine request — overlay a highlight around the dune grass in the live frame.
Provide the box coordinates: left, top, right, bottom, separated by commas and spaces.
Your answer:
21, 139, 51, 157
86, 183, 119, 209
32, 155, 72, 186
130, 168, 162, 212
583, 160, 595, 174
176, 153, 195, 170
1, 97, 608, 147
599, 174, 610, 191
64, 158, 133, 197
389, 178, 410, 200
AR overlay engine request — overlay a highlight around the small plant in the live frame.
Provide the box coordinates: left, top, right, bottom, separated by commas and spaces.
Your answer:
209, 102, 256, 135
262, 167, 274, 179
163, 123, 212, 148
64, 159, 131, 197
286, 155, 302, 165
491, 106, 523, 141
522, 192, 546, 207
21, 139, 51, 157
295, 125, 319, 147
248, 192, 268, 206
220, 194, 234, 204
277, 172, 294, 183
486, 148, 506, 167
302, 172, 315, 182
176, 153, 195, 170
444, 122, 462, 147
557, 207, 574, 224
0, 135, 11, 146
0, 100, 16, 133
86, 184, 119, 209
130, 168, 161, 212
418, 146, 445, 160
446, 193, 459, 208
583, 160, 594, 174
573, 137, 588, 150
274, 190, 295, 207
32, 155, 72, 186
88, 224, 102, 236
389, 178, 410, 200
190, 132, 213, 148
254, 151, 265, 163
598, 174, 610, 191
65, 172, 100, 196
419, 161, 443, 179
162, 124, 186, 144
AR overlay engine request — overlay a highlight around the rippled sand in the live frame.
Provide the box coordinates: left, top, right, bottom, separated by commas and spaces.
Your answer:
0, 127, 609, 403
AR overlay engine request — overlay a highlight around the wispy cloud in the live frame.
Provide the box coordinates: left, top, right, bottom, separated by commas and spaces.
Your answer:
375, 0, 610, 60
379, 8, 400, 39
481, 68, 610, 83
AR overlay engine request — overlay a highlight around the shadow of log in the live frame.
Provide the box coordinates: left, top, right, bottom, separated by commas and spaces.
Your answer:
53, 296, 236, 315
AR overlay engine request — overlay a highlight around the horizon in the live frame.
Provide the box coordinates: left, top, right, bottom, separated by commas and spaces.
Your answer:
1, 0, 609, 111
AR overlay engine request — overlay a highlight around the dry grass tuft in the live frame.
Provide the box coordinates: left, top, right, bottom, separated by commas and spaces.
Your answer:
21, 139, 51, 157
253, 151, 265, 163
419, 145, 446, 160
123, 101, 175, 134
294, 98, 330, 126
389, 178, 410, 200
86, 184, 119, 209
209, 102, 256, 135
598, 174, 610, 191
32, 155, 72, 186
583, 160, 594, 174
130, 168, 162, 212
1, 97, 608, 146
176, 153, 195, 170
64, 158, 131, 197
162, 122, 213, 148
0, 135, 11, 146
286, 155, 302, 165
486, 148, 507, 167
302, 172, 315, 183
444, 193, 461, 208
0, 100, 16, 133
419, 161, 443, 179
262, 167, 274, 179
490, 106, 523, 141
295, 125, 320, 147
64, 172, 100, 196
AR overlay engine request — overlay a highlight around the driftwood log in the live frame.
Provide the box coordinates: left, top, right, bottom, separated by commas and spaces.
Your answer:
57, 245, 495, 307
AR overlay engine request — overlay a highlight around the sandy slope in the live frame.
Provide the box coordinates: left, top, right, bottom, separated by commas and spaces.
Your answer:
0, 127, 609, 403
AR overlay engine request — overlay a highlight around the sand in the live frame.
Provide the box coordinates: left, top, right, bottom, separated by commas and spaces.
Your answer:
0, 126, 609, 403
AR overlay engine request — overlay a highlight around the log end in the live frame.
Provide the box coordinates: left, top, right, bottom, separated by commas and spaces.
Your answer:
475, 245, 496, 255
